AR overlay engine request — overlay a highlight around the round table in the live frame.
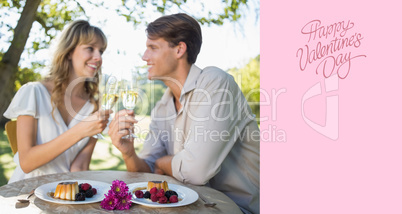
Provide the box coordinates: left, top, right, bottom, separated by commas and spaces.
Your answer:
0, 170, 242, 213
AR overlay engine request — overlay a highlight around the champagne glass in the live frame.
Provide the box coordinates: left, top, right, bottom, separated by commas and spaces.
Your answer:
93, 74, 118, 139
121, 72, 139, 139
102, 78, 119, 110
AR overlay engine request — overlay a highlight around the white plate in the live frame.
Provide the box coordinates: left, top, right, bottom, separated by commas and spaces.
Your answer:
35, 180, 110, 204
128, 182, 199, 208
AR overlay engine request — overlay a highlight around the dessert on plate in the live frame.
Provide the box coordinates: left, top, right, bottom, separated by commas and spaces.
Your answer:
135, 181, 179, 204
53, 181, 97, 201
147, 180, 169, 191
54, 181, 79, 200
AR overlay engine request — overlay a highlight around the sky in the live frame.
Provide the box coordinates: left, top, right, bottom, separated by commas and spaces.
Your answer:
1, 0, 260, 78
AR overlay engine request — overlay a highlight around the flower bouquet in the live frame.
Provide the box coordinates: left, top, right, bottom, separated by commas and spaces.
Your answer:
100, 180, 132, 210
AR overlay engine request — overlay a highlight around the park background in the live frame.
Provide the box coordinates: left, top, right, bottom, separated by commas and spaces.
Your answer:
0, 0, 260, 186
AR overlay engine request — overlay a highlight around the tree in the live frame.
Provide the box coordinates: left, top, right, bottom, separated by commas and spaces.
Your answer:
0, 0, 257, 125
0, 0, 41, 126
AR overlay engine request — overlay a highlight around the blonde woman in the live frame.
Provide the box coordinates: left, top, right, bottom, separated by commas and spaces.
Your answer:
3, 20, 112, 183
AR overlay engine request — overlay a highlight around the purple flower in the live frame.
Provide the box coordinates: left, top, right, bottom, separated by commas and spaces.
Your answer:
110, 180, 129, 196
100, 194, 119, 210
115, 193, 133, 210
101, 180, 133, 210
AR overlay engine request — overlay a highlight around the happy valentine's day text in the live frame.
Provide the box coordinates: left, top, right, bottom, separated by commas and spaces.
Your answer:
296, 19, 366, 79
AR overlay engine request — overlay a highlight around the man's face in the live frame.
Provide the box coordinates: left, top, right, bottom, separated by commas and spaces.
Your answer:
142, 37, 178, 80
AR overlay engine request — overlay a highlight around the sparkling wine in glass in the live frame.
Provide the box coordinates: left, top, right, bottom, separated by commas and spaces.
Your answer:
93, 75, 118, 139
102, 92, 119, 110
121, 75, 138, 139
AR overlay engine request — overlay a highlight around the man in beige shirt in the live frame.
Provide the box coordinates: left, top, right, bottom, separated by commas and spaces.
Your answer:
109, 13, 260, 213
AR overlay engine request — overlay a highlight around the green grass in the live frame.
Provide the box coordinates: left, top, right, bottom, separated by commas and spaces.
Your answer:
0, 129, 17, 186
89, 135, 143, 172
0, 116, 150, 186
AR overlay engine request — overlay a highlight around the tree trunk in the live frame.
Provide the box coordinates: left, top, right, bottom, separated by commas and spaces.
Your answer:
0, 0, 41, 126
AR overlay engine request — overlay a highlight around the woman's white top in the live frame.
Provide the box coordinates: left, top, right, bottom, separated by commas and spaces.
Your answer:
3, 82, 93, 183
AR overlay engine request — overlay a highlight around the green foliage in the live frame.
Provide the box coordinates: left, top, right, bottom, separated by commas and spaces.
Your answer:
139, 81, 166, 115
0, 127, 17, 186
115, 75, 167, 116
34, 1, 85, 50
0, 0, 254, 67
14, 66, 42, 92
229, 55, 260, 121
0, 0, 21, 8
0, 52, 41, 92
115, 0, 253, 26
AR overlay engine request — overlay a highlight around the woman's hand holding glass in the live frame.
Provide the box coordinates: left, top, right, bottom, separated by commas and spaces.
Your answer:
77, 109, 113, 138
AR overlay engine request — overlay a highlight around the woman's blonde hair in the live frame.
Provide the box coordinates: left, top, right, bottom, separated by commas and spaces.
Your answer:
45, 20, 107, 118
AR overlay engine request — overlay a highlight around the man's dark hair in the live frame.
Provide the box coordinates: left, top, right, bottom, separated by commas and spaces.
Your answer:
146, 13, 202, 64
